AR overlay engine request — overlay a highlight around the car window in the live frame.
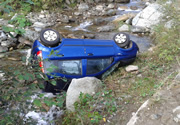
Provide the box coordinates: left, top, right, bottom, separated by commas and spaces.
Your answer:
86, 58, 113, 75
44, 60, 82, 75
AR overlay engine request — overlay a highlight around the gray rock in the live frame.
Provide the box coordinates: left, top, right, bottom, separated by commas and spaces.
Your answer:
0, 53, 5, 58
0, 71, 5, 81
131, 26, 150, 33
164, 20, 174, 29
0, 46, 8, 53
97, 25, 115, 32
118, 24, 129, 32
57, 15, 69, 23
125, 65, 138, 72
132, 3, 164, 29
18, 37, 32, 46
0, 30, 7, 41
175, 73, 180, 81
23, 29, 39, 42
1, 38, 17, 48
66, 77, 102, 111
114, 0, 130, 3
78, 3, 89, 12
125, 17, 133, 25
96, 5, 105, 11
107, 4, 114, 9
105, 9, 116, 16
33, 22, 47, 28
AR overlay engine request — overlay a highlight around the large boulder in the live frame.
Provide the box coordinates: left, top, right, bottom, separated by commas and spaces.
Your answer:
66, 77, 102, 111
132, 3, 164, 29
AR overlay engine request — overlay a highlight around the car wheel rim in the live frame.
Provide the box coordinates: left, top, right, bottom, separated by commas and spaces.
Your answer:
115, 34, 127, 44
43, 30, 57, 41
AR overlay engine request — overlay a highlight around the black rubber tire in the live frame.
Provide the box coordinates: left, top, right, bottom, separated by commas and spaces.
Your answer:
113, 32, 130, 48
40, 28, 62, 47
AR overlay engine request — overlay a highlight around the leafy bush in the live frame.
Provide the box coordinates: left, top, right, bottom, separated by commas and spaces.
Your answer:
63, 89, 117, 125
2, 15, 32, 36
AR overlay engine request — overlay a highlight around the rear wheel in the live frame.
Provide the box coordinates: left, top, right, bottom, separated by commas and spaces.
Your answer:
40, 29, 62, 47
113, 32, 130, 48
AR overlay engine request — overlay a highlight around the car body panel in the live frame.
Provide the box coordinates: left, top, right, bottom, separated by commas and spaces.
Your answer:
32, 38, 139, 79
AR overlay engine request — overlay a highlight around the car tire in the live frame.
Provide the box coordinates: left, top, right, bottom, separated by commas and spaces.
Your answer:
40, 28, 62, 47
113, 32, 130, 48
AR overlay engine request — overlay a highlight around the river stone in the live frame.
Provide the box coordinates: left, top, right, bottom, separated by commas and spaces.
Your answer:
23, 29, 39, 42
131, 26, 150, 33
0, 30, 7, 41
105, 9, 116, 16
132, 3, 164, 29
96, 5, 105, 11
115, 0, 130, 3
107, 3, 115, 9
66, 77, 102, 111
118, 24, 129, 32
97, 25, 115, 32
0, 46, 8, 53
57, 14, 69, 23
78, 3, 89, 12
125, 65, 138, 72
175, 73, 180, 81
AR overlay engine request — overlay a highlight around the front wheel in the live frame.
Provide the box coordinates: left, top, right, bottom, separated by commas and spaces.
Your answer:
113, 32, 130, 48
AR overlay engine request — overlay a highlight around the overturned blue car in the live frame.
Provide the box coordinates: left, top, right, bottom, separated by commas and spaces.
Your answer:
31, 29, 139, 92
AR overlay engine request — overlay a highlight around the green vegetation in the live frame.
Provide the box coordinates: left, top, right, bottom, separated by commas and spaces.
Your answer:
63, 89, 117, 125
2, 14, 32, 36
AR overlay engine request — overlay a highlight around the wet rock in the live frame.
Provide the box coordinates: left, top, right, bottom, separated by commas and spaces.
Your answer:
0, 46, 8, 53
118, 24, 129, 32
0, 30, 7, 41
132, 3, 164, 29
23, 29, 39, 42
104, 9, 117, 16
113, 13, 137, 23
66, 77, 102, 111
78, 3, 89, 12
115, 0, 130, 3
125, 65, 138, 72
97, 25, 115, 32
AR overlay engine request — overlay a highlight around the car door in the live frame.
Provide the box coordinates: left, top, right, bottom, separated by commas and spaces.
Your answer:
84, 39, 115, 57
